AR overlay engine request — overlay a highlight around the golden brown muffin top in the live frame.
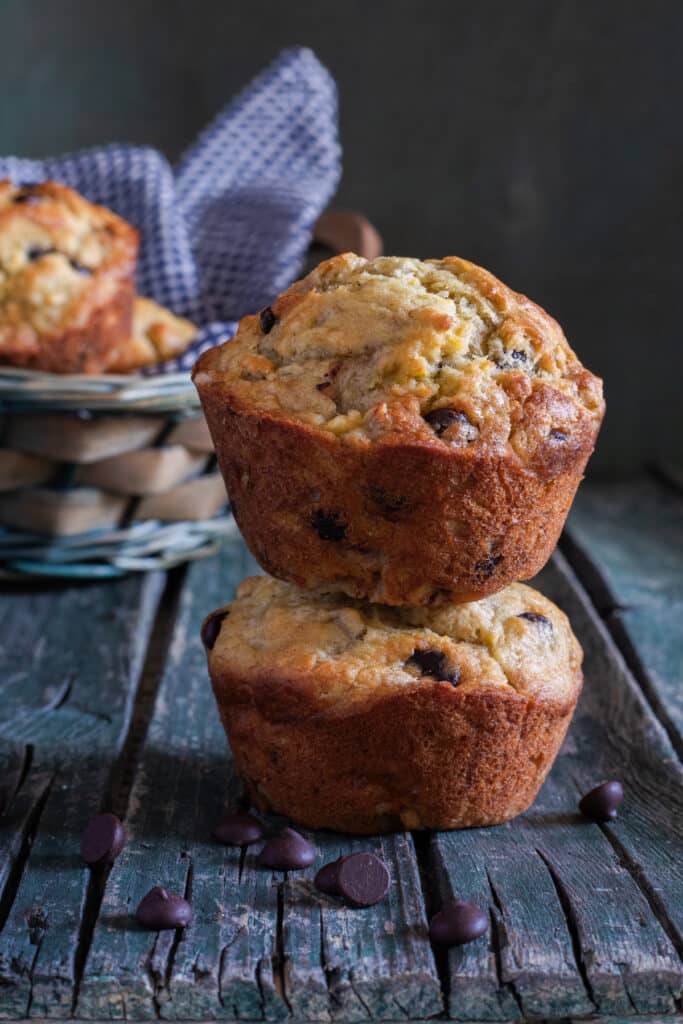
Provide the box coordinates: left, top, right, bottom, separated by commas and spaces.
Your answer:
108, 296, 197, 373
194, 253, 604, 463
0, 180, 138, 337
207, 575, 583, 710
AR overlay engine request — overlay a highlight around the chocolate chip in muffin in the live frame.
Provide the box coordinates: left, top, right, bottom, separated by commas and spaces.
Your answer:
69, 259, 93, 275
136, 887, 193, 930
311, 509, 347, 542
424, 408, 470, 437
518, 611, 553, 629
259, 306, 277, 334
474, 554, 503, 579
201, 610, 229, 650
549, 428, 568, 441
408, 648, 460, 685
367, 485, 413, 520
13, 188, 43, 205
511, 349, 527, 362
26, 245, 57, 262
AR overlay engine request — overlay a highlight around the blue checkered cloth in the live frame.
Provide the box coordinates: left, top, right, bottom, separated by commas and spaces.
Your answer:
0, 47, 341, 375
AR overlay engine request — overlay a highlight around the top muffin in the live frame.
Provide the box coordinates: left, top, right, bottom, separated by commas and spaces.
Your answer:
195, 254, 604, 605
202, 253, 603, 467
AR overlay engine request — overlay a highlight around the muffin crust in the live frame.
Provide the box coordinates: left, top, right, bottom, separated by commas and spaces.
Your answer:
194, 254, 604, 605
204, 575, 583, 833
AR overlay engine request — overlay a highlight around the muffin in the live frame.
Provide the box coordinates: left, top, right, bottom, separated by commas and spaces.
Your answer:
0, 180, 138, 373
193, 254, 604, 606
109, 296, 197, 373
202, 574, 583, 833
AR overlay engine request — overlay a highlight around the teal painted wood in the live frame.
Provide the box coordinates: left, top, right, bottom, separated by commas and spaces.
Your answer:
567, 475, 683, 752
78, 542, 442, 1021
282, 831, 441, 1021
0, 572, 164, 1019
432, 550, 683, 1021
76, 540, 290, 1021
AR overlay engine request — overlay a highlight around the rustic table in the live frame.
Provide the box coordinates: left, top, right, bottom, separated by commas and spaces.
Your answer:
0, 472, 681, 1023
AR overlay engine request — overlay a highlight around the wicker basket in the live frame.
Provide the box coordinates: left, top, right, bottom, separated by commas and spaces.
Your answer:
0, 369, 236, 579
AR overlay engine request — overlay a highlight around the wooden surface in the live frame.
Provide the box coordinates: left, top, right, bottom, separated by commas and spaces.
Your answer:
0, 473, 681, 1022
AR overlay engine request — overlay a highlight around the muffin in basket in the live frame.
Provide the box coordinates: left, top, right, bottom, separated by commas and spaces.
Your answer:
201, 574, 583, 834
0, 180, 138, 373
193, 254, 605, 606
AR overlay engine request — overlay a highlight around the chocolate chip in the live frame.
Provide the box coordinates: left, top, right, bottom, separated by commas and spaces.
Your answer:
337, 853, 391, 907
13, 190, 43, 205
518, 612, 553, 629
259, 306, 277, 333
314, 858, 343, 896
474, 554, 503, 579
80, 813, 126, 866
424, 408, 469, 437
408, 648, 460, 686
549, 429, 568, 441
429, 899, 489, 947
511, 349, 527, 362
26, 245, 56, 261
212, 812, 264, 847
579, 781, 624, 822
367, 485, 413, 520
70, 259, 93, 275
201, 610, 229, 650
311, 509, 347, 541
257, 828, 316, 871
135, 887, 193, 930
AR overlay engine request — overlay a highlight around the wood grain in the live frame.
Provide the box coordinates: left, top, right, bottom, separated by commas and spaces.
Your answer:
0, 573, 163, 1018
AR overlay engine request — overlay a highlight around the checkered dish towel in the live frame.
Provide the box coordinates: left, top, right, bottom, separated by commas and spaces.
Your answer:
0, 47, 341, 375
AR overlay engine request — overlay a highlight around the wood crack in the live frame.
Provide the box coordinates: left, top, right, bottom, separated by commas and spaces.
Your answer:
410, 830, 449, 1015
535, 847, 598, 1012
485, 869, 526, 1018
71, 567, 187, 1019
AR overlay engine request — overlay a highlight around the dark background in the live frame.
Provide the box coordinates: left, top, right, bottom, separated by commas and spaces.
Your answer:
1, 0, 681, 474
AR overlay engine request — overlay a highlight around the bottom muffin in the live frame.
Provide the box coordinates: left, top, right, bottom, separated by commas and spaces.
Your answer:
202, 575, 583, 833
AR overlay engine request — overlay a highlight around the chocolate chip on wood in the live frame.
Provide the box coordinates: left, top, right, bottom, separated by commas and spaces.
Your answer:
579, 781, 624, 822
80, 813, 126, 866
212, 811, 264, 847
314, 858, 343, 896
429, 899, 489, 947
135, 887, 193, 930
336, 853, 390, 907
257, 828, 316, 870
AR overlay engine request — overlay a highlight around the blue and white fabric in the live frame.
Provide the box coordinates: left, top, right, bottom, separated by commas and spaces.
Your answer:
0, 47, 341, 375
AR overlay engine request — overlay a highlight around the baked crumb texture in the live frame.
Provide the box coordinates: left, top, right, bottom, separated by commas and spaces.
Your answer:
109, 296, 197, 373
0, 180, 138, 373
194, 254, 605, 605
206, 575, 583, 832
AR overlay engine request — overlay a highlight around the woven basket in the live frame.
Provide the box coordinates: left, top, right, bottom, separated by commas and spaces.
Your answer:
0, 369, 237, 579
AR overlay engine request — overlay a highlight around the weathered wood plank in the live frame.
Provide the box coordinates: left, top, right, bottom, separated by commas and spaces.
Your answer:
282, 831, 441, 1022
76, 541, 288, 1022
79, 541, 442, 1022
567, 475, 683, 753
0, 572, 164, 1019
433, 550, 683, 1021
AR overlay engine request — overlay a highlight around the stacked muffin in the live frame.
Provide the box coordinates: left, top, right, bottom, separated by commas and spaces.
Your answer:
194, 254, 604, 833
